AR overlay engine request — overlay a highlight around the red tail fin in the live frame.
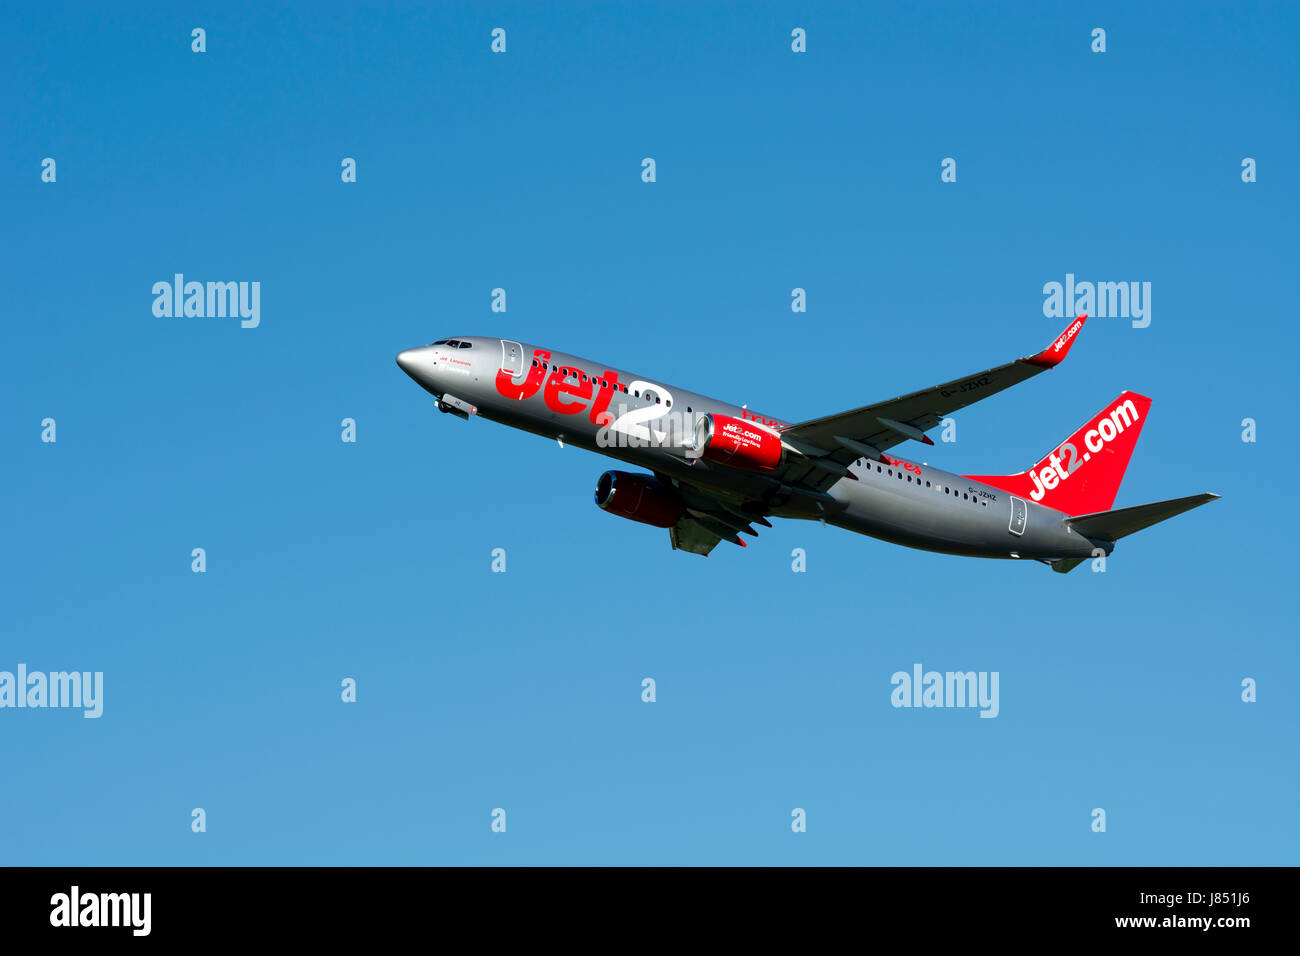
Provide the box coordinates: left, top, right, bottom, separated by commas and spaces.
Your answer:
966, 392, 1152, 516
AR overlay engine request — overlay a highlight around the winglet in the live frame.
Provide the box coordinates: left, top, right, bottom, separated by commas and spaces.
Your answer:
1023, 314, 1087, 369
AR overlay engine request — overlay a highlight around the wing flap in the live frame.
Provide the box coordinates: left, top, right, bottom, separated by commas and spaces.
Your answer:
669, 518, 727, 555
660, 473, 767, 556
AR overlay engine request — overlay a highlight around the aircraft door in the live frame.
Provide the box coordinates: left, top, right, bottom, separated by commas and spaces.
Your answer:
1008, 496, 1027, 536
500, 339, 524, 378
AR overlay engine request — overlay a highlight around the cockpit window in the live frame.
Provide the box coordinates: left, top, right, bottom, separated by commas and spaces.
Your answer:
446, 340, 461, 347
458, 341, 473, 349
431, 339, 449, 345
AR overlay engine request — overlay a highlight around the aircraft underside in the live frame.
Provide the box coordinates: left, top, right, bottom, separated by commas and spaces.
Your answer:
397, 319, 1217, 571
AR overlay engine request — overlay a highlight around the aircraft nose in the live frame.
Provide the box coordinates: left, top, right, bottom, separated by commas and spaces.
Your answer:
396, 346, 443, 395
396, 346, 437, 381
396, 348, 419, 375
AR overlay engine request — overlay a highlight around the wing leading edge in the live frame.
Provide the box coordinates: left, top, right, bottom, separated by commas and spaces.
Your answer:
774, 315, 1089, 491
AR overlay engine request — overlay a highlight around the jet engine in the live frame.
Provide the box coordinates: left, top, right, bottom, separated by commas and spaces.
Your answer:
594, 471, 684, 528
693, 414, 783, 471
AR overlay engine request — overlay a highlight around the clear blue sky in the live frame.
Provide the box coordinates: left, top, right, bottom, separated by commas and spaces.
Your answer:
2, 1, 1296, 865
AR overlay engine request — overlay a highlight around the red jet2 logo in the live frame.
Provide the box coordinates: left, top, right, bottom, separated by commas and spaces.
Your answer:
497, 349, 786, 431
496, 350, 622, 425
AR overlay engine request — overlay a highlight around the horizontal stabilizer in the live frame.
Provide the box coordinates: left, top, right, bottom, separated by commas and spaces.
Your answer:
1065, 493, 1220, 543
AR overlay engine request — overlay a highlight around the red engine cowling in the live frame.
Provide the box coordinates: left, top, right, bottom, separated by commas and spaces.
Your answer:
594, 471, 684, 528
694, 414, 783, 471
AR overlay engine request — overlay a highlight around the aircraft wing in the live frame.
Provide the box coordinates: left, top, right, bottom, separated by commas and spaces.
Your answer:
659, 471, 769, 555
774, 315, 1088, 492
668, 517, 728, 555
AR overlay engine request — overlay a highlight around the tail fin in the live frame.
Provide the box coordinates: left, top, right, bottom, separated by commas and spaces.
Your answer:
966, 391, 1152, 516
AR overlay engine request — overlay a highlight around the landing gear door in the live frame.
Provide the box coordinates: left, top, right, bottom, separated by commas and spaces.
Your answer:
500, 339, 524, 378
1008, 496, 1027, 536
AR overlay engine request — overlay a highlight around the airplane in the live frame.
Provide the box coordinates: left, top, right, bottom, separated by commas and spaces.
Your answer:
395, 315, 1218, 571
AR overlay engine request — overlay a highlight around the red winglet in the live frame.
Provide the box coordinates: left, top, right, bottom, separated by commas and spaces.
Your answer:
1023, 314, 1087, 369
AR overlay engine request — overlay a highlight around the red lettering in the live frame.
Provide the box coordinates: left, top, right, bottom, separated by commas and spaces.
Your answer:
544, 366, 592, 414
741, 408, 783, 428
882, 454, 921, 474
495, 349, 550, 401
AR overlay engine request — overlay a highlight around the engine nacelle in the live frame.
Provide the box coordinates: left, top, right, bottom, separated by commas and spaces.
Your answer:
594, 471, 684, 528
693, 414, 783, 471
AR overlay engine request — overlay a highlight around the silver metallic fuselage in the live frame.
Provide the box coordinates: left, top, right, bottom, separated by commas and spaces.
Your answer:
396, 336, 1101, 561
